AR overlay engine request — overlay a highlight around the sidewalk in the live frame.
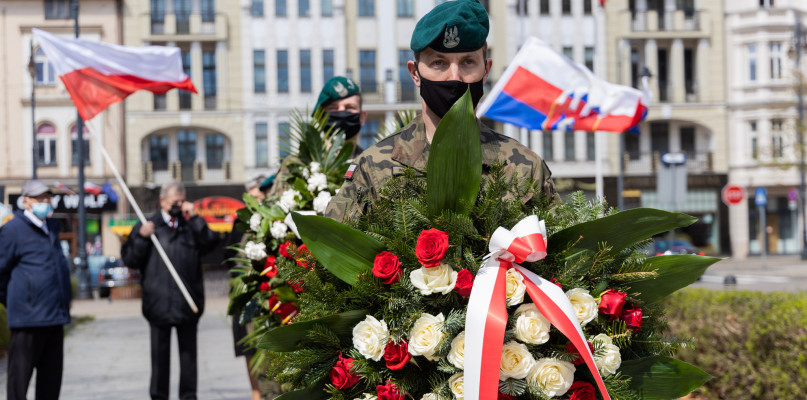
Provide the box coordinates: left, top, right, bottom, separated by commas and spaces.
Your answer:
689, 254, 807, 292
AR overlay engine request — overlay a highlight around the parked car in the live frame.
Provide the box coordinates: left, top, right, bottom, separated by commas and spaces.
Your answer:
97, 257, 141, 298
648, 238, 704, 256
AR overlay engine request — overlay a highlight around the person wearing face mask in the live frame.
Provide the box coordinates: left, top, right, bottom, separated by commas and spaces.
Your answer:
0, 180, 71, 400
121, 180, 220, 400
324, 0, 556, 222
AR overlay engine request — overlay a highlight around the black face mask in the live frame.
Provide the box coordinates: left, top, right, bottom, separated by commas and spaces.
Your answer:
326, 111, 362, 140
418, 68, 485, 118
169, 204, 183, 218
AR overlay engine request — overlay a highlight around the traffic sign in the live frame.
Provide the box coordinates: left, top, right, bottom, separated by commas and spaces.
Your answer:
661, 152, 687, 165
722, 185, 745, 206
755, 188, 767, 207
788, 188, 798, 202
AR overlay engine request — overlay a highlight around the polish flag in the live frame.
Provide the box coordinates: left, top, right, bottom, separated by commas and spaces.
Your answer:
33, 28, 196, 121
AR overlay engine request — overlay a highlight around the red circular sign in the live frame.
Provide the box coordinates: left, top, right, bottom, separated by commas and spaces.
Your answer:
722, 185, 745, 206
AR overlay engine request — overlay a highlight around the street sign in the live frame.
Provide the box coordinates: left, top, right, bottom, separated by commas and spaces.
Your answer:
755, 188, 767, 207
788, 188, 798, 202
722, 185, 745, 206
661, 152, 687, 165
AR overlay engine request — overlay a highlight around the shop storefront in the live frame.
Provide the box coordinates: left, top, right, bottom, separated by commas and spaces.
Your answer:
748, 188, 800, 255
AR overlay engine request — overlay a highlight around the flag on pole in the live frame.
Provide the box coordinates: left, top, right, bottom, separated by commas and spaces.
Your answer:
477, 37, 647, 133
32, 28, 196, 121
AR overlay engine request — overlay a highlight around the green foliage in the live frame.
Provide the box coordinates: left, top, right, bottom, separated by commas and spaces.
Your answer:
0, 304, 10, 357
619, 356, 712, 399
665, 289, 807, 399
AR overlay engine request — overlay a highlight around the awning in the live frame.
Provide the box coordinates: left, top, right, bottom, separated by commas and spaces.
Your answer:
108, 218, 233, 236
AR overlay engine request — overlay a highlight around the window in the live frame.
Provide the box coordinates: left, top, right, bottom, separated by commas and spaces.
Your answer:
323, 49, 334, 82
563, 46, 573, 61
151, 0, 165, 33
770, 42, 783, 80
684, 48, 695, 95
759, 0, 775, 7
749, 121, 758, 159
175, 0, 191, 34
584, 47, 594, 72
584, 0, 592, 14
254, 50, 266, 93
300, 50, 312, 93
276, 0, 286, 16
650, 122, 669, 155
299, 0, 309, 16
178, 130, 197, 166
680, 126, 696, 155
179, 51, 192, 109
278, 122, 291, 160
255, 123, 268, 167
36, 123, 58, 166
359, 0, 374, 17
45, 0, 73, 19
564, 131, 575, 161
748, 44, 757, 82
149, 135, 169, 171
201, 0, 215, 22
203, 51, 217, 109
586, 133, 595, 161
397, 0, 413, 17
540, 0, 550, 14
321, 0, 333, 16
630, 48, 640, 89
34, 48, 55, 86
772, 119, 784, 158
625, 131, 640, 160
154, 93, 167, 110
277, 50, 289, 93
542, 131, 554, 160
516, 0, 528, 15
70, 124, 91, 166
251, 0, 264, 16
562, 0, 571, 15
399, 49, 416, 101
360, 120, 380, 150
206, 134, 225, 169
360, 50, 377, 92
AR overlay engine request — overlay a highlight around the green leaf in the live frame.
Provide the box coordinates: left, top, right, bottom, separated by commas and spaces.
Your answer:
548, 208, 696, 255
630, 254, 721, 304
242, 194, 259, 211
274, 382, 327, 400
292, 213, 386, 285
257, 309, 368, 352
426, 89, 482, 216
619, 356, 712, 399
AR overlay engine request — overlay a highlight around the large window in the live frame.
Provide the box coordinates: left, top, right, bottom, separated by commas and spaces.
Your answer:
278, 122, 291, 160
300, 50, 312, 93
175, 0, 191, 34
540, 0, 550, 14
178, 130, 197, 166
34, 48, 55, 86
203, 51, 217, 109
747, 44, 757, 82
399, 49, 415, 101
70, 124, 91, 166
179, 51, 192, 109
562, 0, 571, 15
564, 131, 575, 161
321, 0, 333, 16
276, 0, 286, 16
360, 50, 377, 92
254, 50, 266, 93
255, 123, 268, 167
251, 0, 264, 16
206, 134, 225, 169
277, 50, 289, 93
680, 126, 696, 155
151, 0, 165, 33
359, 0, 374, 16
149, 135, 169, 171
36, 123, 58, 167
542, 131, 554, 160
299, 0, 309, 16
625, 131, 640, 160
201, 0, 215, 22
650, 122, 669, 155
584, 0, 592, 14
154, 93, 167, 110
44, 0, 73, 19
516, 0, 528, 15
586, 132, 595, 161
770, 42, 783, 80
771, 119, 784, 158
323, 49, 334, 82
360, 120, 380, 150
584, 47, 594, 72
397, 0, 413, 16
749, 121, 758, 160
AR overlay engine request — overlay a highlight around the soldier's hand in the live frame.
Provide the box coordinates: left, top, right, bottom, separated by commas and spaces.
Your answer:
139, 221, 155, 237
182, 201, 196, 218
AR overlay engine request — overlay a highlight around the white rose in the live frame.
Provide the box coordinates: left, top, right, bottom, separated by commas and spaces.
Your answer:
527, 358, 576, 397
448, 373, 464, 400
513, 303, 551, 345
313, 191, 332, 214
421, 394, 438, 400
302, 167, 311, 179
306, 172, 328, 192
249, 213, 262, 232
505, 268, 526, 306
499, 340, 536, 380
352, 315, 389, 361
244, 241, 267, 260
354, 394, 377, 400
408, 312, 446, 361
270, 220, 288, 239
309, 161, 321, 173
565, 288, 598, 326
279, 189, 301, 213
447, 331, 466, 370
592, 334, 621, 376
410, 264, 457, 296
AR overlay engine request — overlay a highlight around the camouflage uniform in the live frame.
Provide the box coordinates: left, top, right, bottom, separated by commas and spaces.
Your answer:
324, 116, 556, 222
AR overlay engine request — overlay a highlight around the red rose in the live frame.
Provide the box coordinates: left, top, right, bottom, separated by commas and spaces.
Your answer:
566, 341, 594, 365
261, 256, 277, 277
621, 306, 643, 331
279, 241, 292, 258
415, 228, 449, 268
383, 340, 411, 370
498, 393, 515, 400
259, 281, 270, 292
568, 381, 596, 400
329, 353, 360, 389
598, 289, 627, 320
372, 251, 401, 284
376, 380, 404, 400
454, 269, 475, 297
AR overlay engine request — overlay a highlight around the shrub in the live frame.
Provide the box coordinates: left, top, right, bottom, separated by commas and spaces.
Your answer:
665, 289, 807, 399
0, 303, 10, 358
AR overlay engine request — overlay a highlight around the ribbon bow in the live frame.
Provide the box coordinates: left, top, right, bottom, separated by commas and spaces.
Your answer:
464, 215, 611, 400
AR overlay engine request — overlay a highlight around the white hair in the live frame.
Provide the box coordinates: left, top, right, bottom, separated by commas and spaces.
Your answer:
160, 180, 186, 198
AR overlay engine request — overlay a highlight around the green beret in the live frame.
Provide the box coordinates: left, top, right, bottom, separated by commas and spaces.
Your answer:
259, 174, 276, 192
313, 76, 361, 115
410, 0, 489, 53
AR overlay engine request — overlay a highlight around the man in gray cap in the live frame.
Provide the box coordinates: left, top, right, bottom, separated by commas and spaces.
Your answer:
0, 180, 72, 400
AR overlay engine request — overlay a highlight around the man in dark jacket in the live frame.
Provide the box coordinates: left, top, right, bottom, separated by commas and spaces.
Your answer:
0, 180, 72, 400
121, 180, 220, 400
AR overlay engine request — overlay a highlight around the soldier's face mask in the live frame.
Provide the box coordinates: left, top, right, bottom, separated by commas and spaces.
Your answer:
417, 64, 485, 119
326, 111, 362, 140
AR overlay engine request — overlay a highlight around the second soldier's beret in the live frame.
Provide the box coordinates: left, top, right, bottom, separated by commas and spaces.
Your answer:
313, 76, 361, 116
410, 0, 489, 53
259, 174, 276, 192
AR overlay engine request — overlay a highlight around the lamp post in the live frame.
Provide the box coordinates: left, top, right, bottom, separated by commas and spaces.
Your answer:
793, 14, 807, 260
619, 67, 653, 210
27, 39, 38, 180
73, 0, 92, 299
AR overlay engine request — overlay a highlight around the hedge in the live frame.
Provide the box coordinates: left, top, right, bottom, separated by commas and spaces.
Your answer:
665, 289, 807, 399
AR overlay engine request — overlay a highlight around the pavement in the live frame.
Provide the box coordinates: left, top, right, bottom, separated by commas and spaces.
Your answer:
689, 254, 807, 292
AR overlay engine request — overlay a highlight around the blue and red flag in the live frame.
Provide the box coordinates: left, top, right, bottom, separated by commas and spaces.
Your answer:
477, 37, 647, 133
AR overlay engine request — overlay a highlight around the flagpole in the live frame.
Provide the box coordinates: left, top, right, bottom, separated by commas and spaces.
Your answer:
85, 118, 199, 313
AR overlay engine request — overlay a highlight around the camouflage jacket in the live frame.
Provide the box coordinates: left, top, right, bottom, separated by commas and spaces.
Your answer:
265, 142, 364, 198
324, 116, 556, 222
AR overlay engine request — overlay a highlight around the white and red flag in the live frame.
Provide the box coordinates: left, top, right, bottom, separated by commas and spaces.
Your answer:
33, 28, 196, 121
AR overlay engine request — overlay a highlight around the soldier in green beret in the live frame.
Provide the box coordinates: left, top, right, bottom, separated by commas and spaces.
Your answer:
324, 0, 557, 222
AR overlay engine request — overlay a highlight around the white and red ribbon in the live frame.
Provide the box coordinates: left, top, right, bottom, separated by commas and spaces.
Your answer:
464, 215, 611, 400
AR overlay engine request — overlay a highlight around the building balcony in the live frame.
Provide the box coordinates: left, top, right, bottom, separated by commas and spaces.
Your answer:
142, 160, 232, 185
624, 151, 714, 175
620, 9, 711, 39
141, 12, 228, 42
